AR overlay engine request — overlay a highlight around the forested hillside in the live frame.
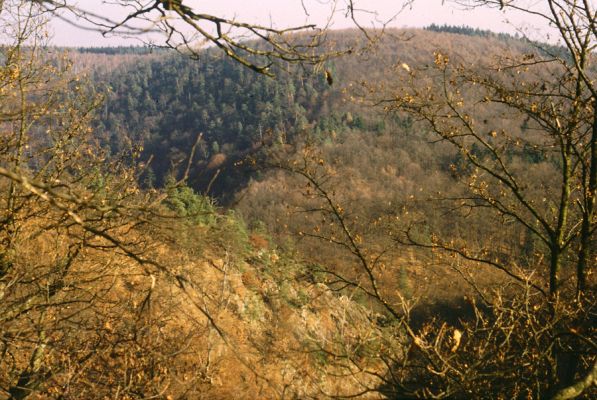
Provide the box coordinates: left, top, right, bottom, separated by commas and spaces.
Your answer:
1, 0, 594, 397
90, 28, 535, 199
93, 51, 331, 197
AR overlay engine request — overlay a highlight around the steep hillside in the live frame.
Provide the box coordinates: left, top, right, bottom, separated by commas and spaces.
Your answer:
88, 28, 534, 200
3, 15, 594, 399
74, 27, 560, 311
1, 183, 401, 398
92, 50, 331, 198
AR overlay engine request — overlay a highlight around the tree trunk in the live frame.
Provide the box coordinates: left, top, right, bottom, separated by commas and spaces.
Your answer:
551, 360, 597, 400
549, 243, 562, 297
576, 97, 597, 297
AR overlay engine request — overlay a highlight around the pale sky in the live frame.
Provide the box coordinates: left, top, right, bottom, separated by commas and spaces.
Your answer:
49, 0, 554, 47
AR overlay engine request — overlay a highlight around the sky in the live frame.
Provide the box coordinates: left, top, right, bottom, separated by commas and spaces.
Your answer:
48, 0, 553, 47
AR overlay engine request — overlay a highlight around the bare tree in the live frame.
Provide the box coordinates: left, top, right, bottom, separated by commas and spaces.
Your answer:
0, 0, 412, 76
355, 0, 597, 300
451, 0, 595, 299
0, 2, 228, 397
257, 1, 596, 397
269, 126, 595, 398
0, 2, 423, 397
358, 0, 596, 397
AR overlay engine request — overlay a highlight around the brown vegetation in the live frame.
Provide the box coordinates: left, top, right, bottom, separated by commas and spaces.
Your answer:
0, 2, 399, 398
237, 2, 596, 397
0, 0, 594, 399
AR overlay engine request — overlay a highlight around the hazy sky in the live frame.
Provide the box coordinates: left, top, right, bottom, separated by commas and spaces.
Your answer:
49, 0, 553, 47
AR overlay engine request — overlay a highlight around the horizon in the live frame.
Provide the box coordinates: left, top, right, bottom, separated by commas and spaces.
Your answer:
48, 0, 555, 47
58, 24, 526, 49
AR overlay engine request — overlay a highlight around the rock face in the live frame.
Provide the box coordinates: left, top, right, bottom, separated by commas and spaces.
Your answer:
172, 245, 399, 399
0, 205, 400, 399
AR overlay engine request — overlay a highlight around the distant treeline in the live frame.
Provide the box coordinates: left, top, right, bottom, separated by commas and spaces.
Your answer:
425, 24, 569, 59
425, 24, 517, 41
77, 45, 166, 55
